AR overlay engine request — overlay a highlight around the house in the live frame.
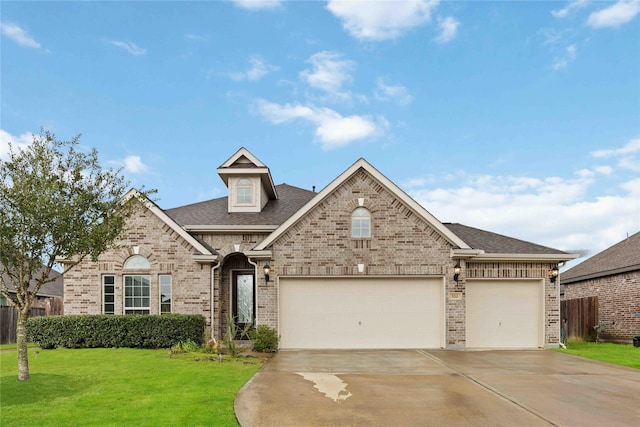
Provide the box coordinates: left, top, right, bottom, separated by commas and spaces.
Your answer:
1, 263, 64, 310
62, 148, 577, 349
561, 231, 640, 342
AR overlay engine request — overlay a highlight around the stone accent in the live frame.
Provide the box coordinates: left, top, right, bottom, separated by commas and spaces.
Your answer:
562, 270, 640, 342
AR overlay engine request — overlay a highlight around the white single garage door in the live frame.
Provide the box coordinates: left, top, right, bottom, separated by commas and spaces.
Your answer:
279, 277, 444, 349
466, 280, 544, 348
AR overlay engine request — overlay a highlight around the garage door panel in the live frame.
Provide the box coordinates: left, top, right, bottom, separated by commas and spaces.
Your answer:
279, 277, 443, 349
466, 280, 543, 349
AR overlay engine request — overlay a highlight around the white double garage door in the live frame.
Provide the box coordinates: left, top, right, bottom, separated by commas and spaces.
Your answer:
278, 277, 544, 349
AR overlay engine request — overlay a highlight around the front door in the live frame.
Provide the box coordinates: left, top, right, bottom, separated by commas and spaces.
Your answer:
232, 271, 255, 338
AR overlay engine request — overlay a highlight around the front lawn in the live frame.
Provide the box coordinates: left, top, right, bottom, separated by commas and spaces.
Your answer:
553, 342, 640, 369
1, 347, 262, 426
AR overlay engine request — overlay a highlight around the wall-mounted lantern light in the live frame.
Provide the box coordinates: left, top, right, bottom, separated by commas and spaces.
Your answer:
550, 265, 559, 283
263, 264, 271, 283
453, 260, 461, 284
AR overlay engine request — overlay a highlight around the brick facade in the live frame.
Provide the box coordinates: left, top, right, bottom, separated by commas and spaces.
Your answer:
562, 271, 640, 342
64, 164, 567, 349
64, 202, 212, 327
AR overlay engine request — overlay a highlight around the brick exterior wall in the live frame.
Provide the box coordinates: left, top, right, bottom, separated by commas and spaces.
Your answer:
562, 270, 640, 342
64, 202, 212, 328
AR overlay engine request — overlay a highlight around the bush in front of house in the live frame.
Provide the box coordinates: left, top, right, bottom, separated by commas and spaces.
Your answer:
250, 324, 279, 352
27, 314, 206, 349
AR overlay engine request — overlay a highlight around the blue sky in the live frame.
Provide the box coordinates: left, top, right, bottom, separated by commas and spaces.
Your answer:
1, 0, 639, 267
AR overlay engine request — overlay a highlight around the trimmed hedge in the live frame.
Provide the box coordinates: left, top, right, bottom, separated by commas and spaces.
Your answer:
27, 314, 206, 349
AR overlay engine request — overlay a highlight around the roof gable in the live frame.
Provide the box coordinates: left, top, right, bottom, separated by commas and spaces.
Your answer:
563, 230, 640, 283
217, 147, 278, 200
255, 158, 470, 250
123, 189, 216, 258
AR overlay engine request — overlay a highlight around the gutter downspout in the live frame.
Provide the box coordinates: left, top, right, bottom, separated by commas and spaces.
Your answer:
247, 258, 259, 326
211, 261, 221, 339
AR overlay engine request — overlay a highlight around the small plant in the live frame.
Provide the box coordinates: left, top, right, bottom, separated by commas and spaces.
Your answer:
223, 313, 251, 358
594, 322, 606, 343
170, 339, 201, 354
251, 325, 279, 352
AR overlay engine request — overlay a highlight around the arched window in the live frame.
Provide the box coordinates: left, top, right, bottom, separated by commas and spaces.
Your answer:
123, 255, 150, 315
237, 178, 254, 204
351, 207, 371, 238
123, 255, 150, 269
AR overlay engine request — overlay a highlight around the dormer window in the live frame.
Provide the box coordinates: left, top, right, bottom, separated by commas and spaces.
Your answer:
237, 178, 254, 204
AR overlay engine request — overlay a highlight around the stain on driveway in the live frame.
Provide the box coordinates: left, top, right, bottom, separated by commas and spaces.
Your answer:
235, 349, 640, 426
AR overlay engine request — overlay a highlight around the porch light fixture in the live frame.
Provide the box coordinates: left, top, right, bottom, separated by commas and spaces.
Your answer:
550, 265, 559, 283
263, 264, 271, 283
453, 260, 461, 284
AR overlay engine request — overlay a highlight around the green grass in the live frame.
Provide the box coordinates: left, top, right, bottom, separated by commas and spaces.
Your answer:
1, 347, 262, 426
553, 342, 640, 369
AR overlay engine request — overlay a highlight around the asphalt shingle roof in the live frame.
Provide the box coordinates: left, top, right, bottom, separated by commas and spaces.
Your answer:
562, 231, 640, 283
166, 183, 316, 226
443, 223, 570, 255
1, 264, 64, 298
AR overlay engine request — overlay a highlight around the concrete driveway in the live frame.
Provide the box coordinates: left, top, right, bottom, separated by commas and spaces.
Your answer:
235, 349, 640, 426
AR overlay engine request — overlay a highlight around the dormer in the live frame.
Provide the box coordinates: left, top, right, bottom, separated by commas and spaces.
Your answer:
217, 148, 278, 213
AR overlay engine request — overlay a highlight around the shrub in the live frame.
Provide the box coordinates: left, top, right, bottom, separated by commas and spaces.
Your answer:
27, 314, 206, 349
170, 339, 202, 354
251, 325, 279, 352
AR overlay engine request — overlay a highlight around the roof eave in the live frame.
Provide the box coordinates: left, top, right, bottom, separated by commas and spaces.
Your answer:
562, 263, 640, 284
467, 253, 579, 262
183, 225, 279, 233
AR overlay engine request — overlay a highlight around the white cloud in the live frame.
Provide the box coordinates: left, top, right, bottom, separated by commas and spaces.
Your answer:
230, 56, 279, 81
300, 51, 354, 94
407, 168, 640, 263
233, 0, 282, 11
552, 44, 577, 70
0, 129, 33, 161
405, 138, 640, 262
374, 78, 413, 105
105, 40, 146, 56
326, 0, 440, 41
255, 99, 386, 150
591, 137, 640, 158
123, 155, 149, 174
1, 22, 42, 49
587, 0, 640, 28
551, 0, 589, 19
434, 16, 459, 44
591, 138, 640, 172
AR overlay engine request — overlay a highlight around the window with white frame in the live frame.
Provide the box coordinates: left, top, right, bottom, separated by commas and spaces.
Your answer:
159, 275, 172, 314
103, 275, 115, 314
123, 255, 150, 269
351, 207, 371, 238
124, 275, 150, 315
236, 178, 254, 204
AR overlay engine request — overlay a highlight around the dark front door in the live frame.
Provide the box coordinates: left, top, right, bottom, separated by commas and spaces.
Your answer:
232, 271, 255, 338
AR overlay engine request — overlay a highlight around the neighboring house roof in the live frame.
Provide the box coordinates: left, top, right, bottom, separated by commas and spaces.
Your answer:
562, 231, 640, 284
444, 223, 571, 256
1, 263, 64, 299
166, 184, 316, 228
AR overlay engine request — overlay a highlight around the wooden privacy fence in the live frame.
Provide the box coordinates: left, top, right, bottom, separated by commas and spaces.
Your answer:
1, 306, 47, 345
561, 296, 599, 342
